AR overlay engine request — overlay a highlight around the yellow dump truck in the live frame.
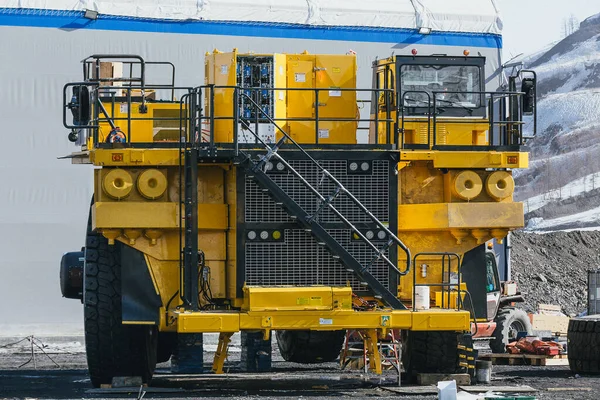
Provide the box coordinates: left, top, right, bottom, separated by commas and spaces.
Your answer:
59, 50, 535, 386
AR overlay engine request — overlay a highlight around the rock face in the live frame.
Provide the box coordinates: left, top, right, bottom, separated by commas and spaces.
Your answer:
510, 230, 600, 316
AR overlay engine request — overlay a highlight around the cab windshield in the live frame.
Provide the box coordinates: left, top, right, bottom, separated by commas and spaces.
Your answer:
400, 64, 481, 108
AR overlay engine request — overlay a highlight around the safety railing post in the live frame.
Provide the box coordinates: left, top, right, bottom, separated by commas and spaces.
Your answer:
385, 89, 391, 144
315, 89, 320, 144
209, 84, 215, 151
489, 94, 495, 146
432, 95, 436, 148
374, 88, 379, 144
233, 87, 239, 156
92, 86, 99, 146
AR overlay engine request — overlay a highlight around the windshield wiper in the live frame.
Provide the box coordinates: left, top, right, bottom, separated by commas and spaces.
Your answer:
403, 97, 431, 107
435, 99, 474, 115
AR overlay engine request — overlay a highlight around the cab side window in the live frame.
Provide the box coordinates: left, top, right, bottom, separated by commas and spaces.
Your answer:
485, 253, 500, 293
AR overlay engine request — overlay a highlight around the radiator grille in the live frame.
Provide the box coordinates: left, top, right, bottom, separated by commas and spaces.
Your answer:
245, 160, 389, 224
245, 229, 389, 291
243, 157, 391, 291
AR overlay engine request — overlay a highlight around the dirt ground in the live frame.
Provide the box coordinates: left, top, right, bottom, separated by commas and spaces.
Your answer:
1, 335, 599, 400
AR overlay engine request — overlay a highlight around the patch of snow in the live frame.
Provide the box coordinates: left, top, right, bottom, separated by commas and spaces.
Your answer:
534, 32, 600, 81
0, 323, 83, 337
524, 204, 600, 231
522, 171, 600, 213
524, 89, 600, 138
0, 340, 85, 355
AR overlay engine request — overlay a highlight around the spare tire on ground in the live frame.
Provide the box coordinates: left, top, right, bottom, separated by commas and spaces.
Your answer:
275, 330, 345, 363
568, 315, 600, 374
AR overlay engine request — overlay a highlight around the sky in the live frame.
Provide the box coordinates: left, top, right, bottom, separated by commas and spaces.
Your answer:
498, 0, 599, 58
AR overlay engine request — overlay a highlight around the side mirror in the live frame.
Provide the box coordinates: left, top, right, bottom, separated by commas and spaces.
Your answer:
521, 77, 535, 115
68, 85, 91, 126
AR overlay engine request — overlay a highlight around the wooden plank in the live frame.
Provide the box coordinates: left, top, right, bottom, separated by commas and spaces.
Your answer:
543, 357, 570, 366
529, 313, 569, 334
381, 386, 438, 395
460, 385, 538, 393
479, 353, 567, 366
480, 353, 567, 360
417, 373, 470, 386
538, 303, 562, 313
480, 353, 546, 360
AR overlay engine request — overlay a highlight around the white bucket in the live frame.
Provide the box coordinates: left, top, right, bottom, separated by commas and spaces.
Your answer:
475, 360, 492, 383
414, 286, 430, 310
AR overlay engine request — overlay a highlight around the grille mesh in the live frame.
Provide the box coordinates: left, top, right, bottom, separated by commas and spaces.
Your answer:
244, 158, 391, 291
245, 160, 389, 223
245, 229, 389, 291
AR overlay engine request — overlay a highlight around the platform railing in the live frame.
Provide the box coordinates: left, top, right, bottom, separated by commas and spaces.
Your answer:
63, 83, 396, 150
398, 90, 534, 151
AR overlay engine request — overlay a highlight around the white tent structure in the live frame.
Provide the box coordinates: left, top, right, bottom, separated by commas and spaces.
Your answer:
0, 0, 503, 325
2, 1, 502, 33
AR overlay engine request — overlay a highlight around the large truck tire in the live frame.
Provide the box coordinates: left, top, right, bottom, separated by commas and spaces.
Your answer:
568, 316, 600, 374
490, 307, 533, 353
276, 330, 345, 363
83, 211, 157, 387
402, 331, 470, 379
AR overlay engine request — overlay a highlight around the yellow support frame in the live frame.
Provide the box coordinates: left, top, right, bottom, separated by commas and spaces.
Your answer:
174, 308, 471, 335
212, 332, 234, 374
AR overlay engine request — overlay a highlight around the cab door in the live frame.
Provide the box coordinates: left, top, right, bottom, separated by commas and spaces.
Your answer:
369, 63, 395, 144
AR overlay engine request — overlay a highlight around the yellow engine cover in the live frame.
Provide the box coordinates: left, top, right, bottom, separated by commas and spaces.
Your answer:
242, 286, 353, 312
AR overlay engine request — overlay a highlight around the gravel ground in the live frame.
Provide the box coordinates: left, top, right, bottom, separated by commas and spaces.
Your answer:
511, 230, 600, 316
1, 335, 599, 400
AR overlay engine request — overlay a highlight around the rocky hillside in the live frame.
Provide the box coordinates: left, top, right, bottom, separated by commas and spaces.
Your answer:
514, 13, 600, 231
511, 230, 600, 316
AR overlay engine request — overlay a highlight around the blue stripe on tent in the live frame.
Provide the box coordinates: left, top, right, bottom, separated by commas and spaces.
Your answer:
0, 8, 502, 49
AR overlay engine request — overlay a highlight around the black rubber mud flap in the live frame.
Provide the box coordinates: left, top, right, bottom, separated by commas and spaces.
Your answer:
171, 333, 204, 374
121, 244, 162, 324
241, 331, 272, 372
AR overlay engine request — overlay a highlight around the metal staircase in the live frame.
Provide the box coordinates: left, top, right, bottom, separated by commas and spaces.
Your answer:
235, 94, 412, 309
